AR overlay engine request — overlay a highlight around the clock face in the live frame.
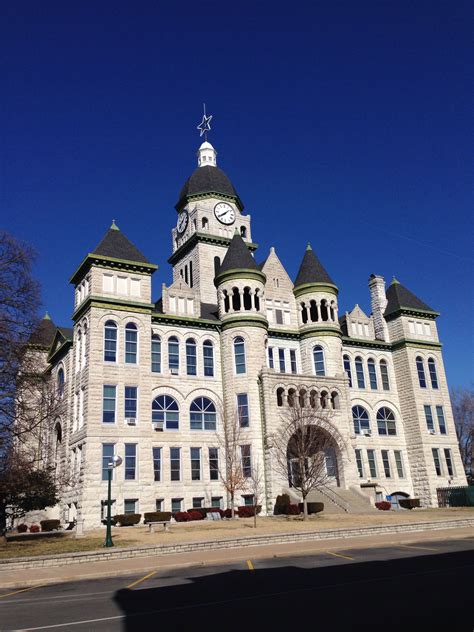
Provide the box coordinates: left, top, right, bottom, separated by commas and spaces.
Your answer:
214, 202, 235, 225
177, 210, 188, 234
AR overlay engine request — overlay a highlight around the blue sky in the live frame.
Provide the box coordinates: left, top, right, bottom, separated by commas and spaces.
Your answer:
2, 1, 472, 386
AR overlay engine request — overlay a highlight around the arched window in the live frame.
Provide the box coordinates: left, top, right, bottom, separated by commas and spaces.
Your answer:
331, 391, 340, 410
343, 355, 352, 387
380, 360, 390, 391
81, 323, 87, 367
54, 423, 62, 476
352, 406, 370, 435
299, 389, 307, 408
428, 358, 439, 389
240, 226, 247, 238
367, 358, 378, 390
243, 287, 252, 311
186, 338, 197, 376
223, 290, 230, 313
313, 346, 325, 376
309, 390, 317, 408
104, 321, 117, 362
287, 388, 296, 407
416, 356, 427, 388
214, 256, 221, 278
309, 300, 318, 322
125, 323, 138, 364
355, 357, 365, 388
232, 287, 241, 311
202, 217, 208, 229
168, 336, 179, 372
254, 289, 260, 311
75, 329, 81, 372
190, 397, 216, 430
377, 407, 397, 436
320, 390, 328, 409
234, 337, 246, 374
57, 368, 65, 398
151, 334, 161, 373
152, 395, 179, 430
301, 302, 308, 324
203, 340, 214, 377
320, 299, 329, 321
276, 387, 285, 407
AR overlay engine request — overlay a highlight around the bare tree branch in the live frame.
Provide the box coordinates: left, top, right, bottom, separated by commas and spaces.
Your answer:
451, 385, 474, 479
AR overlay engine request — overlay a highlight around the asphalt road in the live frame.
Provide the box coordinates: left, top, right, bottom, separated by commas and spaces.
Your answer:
0, 535, 473, 631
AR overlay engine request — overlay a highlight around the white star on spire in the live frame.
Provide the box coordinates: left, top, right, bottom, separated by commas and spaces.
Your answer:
197, 104, 213, 139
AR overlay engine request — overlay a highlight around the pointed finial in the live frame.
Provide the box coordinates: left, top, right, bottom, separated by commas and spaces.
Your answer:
306, 242, 312, 251
234, 227, 240, 235
43, 311, 51, 320
110, 220, 119, 231
391, 276, 400, 285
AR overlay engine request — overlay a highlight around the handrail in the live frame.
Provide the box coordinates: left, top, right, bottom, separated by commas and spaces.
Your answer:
318, 485, 350, 512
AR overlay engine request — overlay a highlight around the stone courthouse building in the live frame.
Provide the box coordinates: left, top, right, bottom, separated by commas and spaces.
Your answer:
31, 138, 466, 528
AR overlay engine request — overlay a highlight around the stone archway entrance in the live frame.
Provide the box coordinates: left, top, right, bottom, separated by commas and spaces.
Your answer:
287, 425, 341, 489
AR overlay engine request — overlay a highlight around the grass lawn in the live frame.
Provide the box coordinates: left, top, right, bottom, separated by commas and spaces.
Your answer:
1, 507, 472, 560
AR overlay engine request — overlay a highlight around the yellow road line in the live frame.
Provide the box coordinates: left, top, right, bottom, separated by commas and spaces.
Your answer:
397, 544, 438, 552
126, 570, 158, 589
246, 559, 254, 571
0, 584, 46, 599
325, 550, 354, 561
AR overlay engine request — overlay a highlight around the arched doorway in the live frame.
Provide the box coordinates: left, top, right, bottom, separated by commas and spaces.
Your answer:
390, 491, 409, 509
287, 425, 340, 489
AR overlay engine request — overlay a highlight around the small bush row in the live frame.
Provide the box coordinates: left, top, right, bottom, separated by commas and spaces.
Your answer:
399, 498, 421, 510
40, 519, 61, 531
185, 507, 224, 519
144, 512, 172, 523
236, 505, 262, 518
375, 501, 391, 511
112, 513, 141, 526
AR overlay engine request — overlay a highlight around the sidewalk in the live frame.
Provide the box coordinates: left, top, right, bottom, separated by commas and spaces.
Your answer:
0, 525, 472, 589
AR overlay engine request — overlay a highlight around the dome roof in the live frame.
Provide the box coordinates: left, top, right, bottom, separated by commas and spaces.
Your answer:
176, 165, 243, 210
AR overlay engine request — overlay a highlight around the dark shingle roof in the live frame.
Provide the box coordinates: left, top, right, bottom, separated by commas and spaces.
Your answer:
177, 166, 242, 209
92, 223, 149, 263
294, 244, 335, 287
29, 314, 57, 346
58, 327, 73, 341
200, 303, 220, 321
385, 278, 435, 317
219, 232, 259, 274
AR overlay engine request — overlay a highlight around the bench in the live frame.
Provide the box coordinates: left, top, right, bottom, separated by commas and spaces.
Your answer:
147, 521, 170, 533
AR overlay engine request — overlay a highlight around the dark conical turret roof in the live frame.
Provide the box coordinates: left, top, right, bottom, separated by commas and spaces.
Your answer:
29, 313, 57, 347
294, 243, 335, 287
176, 165, 243, 210
92, 222, 149, 263
219, 231, 259, 275
385, 278, 436, 317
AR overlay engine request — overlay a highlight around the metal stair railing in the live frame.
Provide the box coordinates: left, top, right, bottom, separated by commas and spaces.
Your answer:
318, 485, 350, 513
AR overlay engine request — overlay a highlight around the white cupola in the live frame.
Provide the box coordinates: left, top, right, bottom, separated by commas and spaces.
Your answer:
197, 141, 217, 167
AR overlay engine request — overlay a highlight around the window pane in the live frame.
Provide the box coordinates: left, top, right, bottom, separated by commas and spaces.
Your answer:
424, 405, 434, 432
125, 324, 138, 364
352, 406, 370, 434
104, 322, 117, 362
278, 348, 286, 373
444, 449, 454, 476
290, 349, 297, 374
203, 341, 214, 377
240, 444, 252, 477
151, 335, 161, 373
428, 359, 439, 389
355, 449, 364, 478
209, 447, 219, 480
124, 499, 137, 514
355, 357, 365, 388
313, 346, 325, 376
416, 357, 427, 388
268, 347, 274, 369
190, 447, 201, 481
394, 451, 404, 478
234, 338, 246, 374
102, 444, 114, 480
367, 449, 377, 477
189, 397, 216, 430
432, 448, 442, 475
343, 355, 352, 387
237, 393, 249, 428
152, 447, 161, 482
380, 360, 390, 390
125, 386, 137, 419
381, 450, 391, 478
168, 337, 179, 371
170, 447, 181, 481
124, 444, 137, 480
152, 395, 179, 430
368, 359, 378, 390
102, 385, 116, 423
436, 406, 447, 434
186, 339, 197, 376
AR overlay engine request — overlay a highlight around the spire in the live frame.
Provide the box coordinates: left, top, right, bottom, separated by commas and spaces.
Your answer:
43, 311, 51, 320
385, 279, 436, 317
294, 245, 335, 288
29, 313, 56, 347
92, 224, 150, 263
218, 232, 259, 275
110, 219, 120, 231
197, 141, 217, 167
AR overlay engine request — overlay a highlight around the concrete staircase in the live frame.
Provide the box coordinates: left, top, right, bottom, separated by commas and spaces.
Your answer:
284, 486, 376, 514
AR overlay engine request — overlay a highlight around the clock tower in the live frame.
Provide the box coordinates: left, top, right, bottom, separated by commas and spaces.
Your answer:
168, 140, 255, 304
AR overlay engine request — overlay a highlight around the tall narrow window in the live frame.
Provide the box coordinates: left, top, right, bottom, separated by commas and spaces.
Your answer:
189, 260, 193, 288
203, 340, 214, 377
424, 405, 435, 432
102, 444, 115, 481
444, 449, 454, 476
376, 407, 397, 436
75, 329, 81, 372
190, 447, 201, 480
124, 444, 137, 480
152, 395, 179, 430
168, 336, 179, 372
104, 321, 117, 362
432, 448, 442, 476
428, 358, 439, 389
355, 449, 364, 478
81, 324, 87, 367
278, 348, 286, 373
170, 447, 181, 481
152, 447, 161, 482
186, 338, 197, 375
124, 323, 138, 364
102, 385, 116, 423
343, 355, 352, 387
234, 337, 246, 374
190, 397, 216, 430
380, 360, 390, 391
313, 346, 325, 376
79, 388, 84, 428
268, 347, 274, 369
151, 335, 161, 373
57, 368, 65, 398
416, 357, 426, 388
394, 451, 405, 478
381, 450, 391, 477
237, 393, 249, 427
367, 359, 378, 390
355, 357, 365, 388
240, 445, 252, 477
367, 449, 377, 478
436, 406, 447, 434
352, 406, 370, 435
209, 447, 219, 480
290, 349, 297, 374
125, 386, 137, 421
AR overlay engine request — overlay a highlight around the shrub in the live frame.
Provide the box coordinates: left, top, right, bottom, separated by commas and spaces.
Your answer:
40, 519, 61, 532
237, 505, 262, 518
274, 494, 291, 515
188, 510, 204, 521
144, 512, 172, 523
223, 508, 233, 519
113, 513, 141, 526
29, 524, 40, 533
17, 523, 28, 533
399, 498, 421, 510
174, 511, 191, 522
298, 502, 324, 515
288, 504, 300, 515
186, 507, 224, 519
375, 501, 391, 511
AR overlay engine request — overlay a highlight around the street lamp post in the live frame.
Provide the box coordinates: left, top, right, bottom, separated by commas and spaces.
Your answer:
104, 454, 122, 548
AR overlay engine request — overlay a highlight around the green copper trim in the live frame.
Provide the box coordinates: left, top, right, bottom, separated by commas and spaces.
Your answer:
391, 339, 443, 351
300, 327, 342, 341
385, 308, 440, 322
342, 336, 391, 350
72, 296, 155, 321
293, 282, 339, 298
215, 268, 266, 286
168, 232, 258, 266
267, 328, 300, 340
176, 191, 244, 213
47, 339, 72, 363
152, 313, 220, 330
70, 254, 158, 285
221, 315, 268, 331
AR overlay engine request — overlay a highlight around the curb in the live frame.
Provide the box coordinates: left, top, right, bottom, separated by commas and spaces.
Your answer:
1, 518, 473, 572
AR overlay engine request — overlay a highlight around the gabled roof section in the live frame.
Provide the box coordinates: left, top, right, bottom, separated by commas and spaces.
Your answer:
384, 278, 438, 318
48, 327, 73, 362
294, 243, 335, 287
28, 313, 57, 347
92, 222, 150, 264
219, 231, 259, 275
